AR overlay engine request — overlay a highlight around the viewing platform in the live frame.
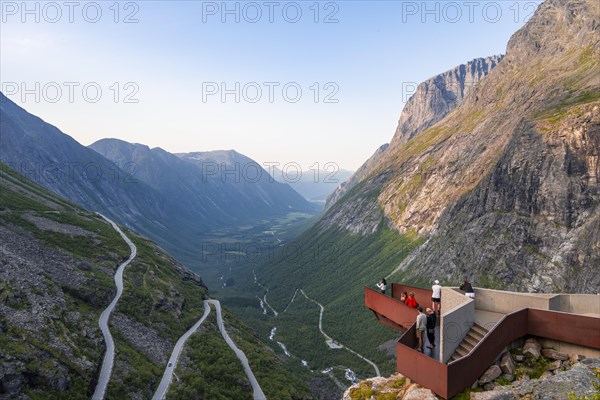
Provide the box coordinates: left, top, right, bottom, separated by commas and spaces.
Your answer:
365, 283, 600, 399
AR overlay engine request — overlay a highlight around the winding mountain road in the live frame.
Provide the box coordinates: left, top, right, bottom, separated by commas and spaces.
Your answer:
207, 300, 267, 400
92, 214, 137, 400
152, 302, 211, 400
300, 290, 381, 377
251, 275, 381, 378
152, 300, 266, 400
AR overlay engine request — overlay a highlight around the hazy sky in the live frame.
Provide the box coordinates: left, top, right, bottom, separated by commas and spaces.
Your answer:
1, 0, 541, 171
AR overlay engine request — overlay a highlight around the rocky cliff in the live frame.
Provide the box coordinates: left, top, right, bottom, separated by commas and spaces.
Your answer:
326, 55, 503, 213
389, 55, 504, 148
326, 0, 600, 292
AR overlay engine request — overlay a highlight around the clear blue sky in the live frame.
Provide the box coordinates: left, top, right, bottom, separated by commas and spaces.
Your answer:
1, 0, 541, 171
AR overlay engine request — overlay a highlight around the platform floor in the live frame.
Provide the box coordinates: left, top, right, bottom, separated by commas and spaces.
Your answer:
474, 309, 505, 330
422, 324, 441, 361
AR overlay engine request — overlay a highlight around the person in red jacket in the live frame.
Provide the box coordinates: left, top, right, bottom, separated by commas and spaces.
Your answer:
405, 292, 418, 308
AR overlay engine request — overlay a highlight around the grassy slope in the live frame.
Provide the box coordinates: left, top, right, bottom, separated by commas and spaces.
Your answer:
0, 163, 312, 399
245, 222, 424, 378
0, 163, 128, 398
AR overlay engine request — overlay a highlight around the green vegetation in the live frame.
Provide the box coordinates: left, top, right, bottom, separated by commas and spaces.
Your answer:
1, 162, 313, 398
167, 308, 313, 400
216, 223, 425, 379
452, 386, 484, 400
167, 312, 252, 400
515, 355, 549, 380
221, 307, 314, 399
347, 377, 406, 400
105, 330, 164, 399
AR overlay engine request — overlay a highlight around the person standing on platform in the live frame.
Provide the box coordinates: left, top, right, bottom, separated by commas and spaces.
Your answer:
415, 307, 427, 352
426, 308, 436, 350
431, 280, 442, 314
405, 292, 418, 308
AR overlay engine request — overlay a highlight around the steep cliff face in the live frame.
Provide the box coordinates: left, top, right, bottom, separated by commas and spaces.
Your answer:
389, 55, 504, 148
326, 0, 600, 291
396, 103, 599, 292
326, 56, 503, 216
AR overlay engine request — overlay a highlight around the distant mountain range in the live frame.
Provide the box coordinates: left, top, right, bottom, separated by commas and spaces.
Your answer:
90, 139, 314, 224
270, 166, 354, 204
0, 94, 317, 263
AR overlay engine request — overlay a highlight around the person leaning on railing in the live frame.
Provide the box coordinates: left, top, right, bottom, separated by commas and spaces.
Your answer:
460, 279, 475, 299
376, 278, 387, 294
400, 291, 408, 303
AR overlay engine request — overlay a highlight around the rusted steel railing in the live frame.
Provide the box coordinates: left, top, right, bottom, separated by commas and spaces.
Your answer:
527, 308, 600, 348
391, 283, 433, 309
365, 287, 418, 329
446, 309, 528, 397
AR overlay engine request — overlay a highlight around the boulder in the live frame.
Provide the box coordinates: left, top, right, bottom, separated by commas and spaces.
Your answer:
484, 382, 499, 391
0, 372, 23, 396
541, 349, 568, 361
403, 388, 439, 399
512, 354, 524, 363
478, 365, 503, 385
522, 339, 541, 359
470, 390, 516, 400
569, 354, 585, 363
500, 352, 515, 374
546, 360, 562, 371
539, 371, 554, 380
501, 374, 515, 382
509, 358, 600, 399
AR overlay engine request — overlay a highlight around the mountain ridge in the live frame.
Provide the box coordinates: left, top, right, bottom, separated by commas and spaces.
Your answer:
0, 94, 318, 274
327, 55, 504, 211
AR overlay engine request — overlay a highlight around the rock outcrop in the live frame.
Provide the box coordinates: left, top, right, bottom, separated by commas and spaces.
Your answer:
342, 374, 439, 400
389, 55, 504, 149
479, 358, 600, 400
326, 55, 502, 213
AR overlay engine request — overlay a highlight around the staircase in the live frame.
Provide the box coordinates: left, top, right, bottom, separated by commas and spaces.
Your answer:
448, 323, 489, 363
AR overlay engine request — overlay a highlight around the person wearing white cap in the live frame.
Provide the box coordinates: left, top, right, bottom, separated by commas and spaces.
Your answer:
431, 280, 442, 314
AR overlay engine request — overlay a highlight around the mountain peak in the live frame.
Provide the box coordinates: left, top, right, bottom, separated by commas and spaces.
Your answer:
506, 0, 599, 61
389, 54, 504, 149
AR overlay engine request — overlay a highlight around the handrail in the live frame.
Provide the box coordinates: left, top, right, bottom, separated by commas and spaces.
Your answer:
364, 287, 418, 329
396, 326, 449, 398
446, 309, 528, 397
